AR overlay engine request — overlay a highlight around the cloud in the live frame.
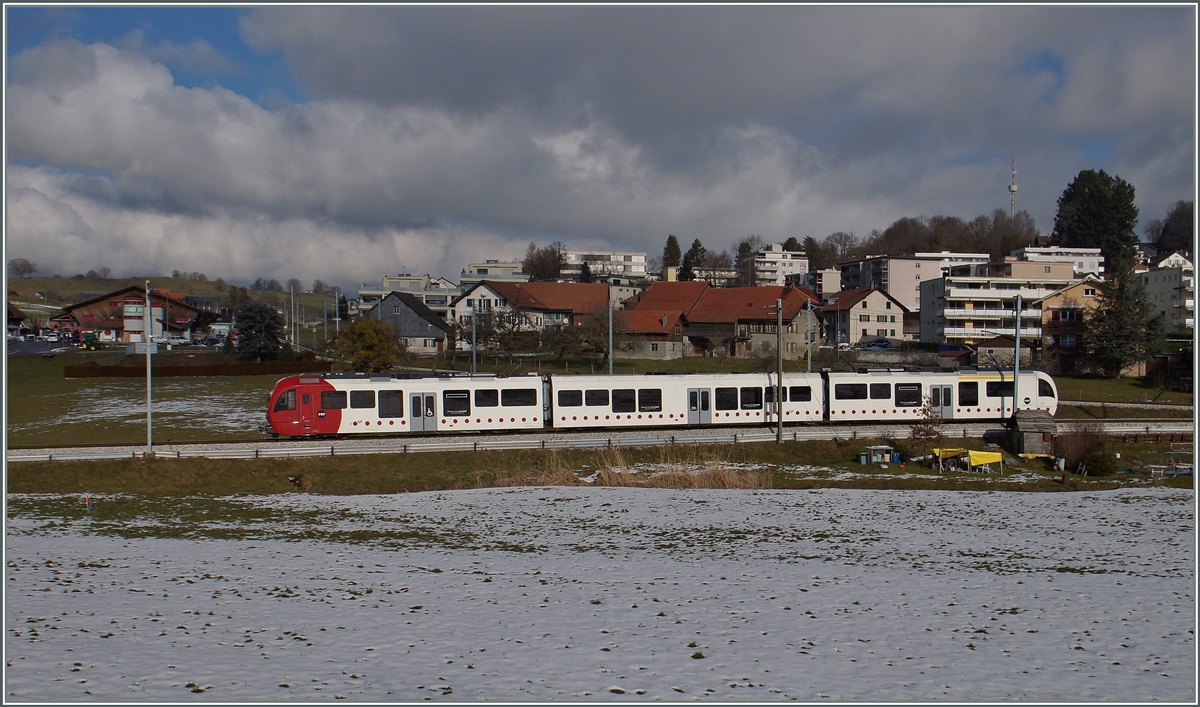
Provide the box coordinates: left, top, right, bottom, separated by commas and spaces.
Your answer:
116, 29, 243, 76
5, 7, 1194, 287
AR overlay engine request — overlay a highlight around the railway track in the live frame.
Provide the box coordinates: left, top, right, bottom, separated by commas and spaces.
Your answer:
7, 419, 1193, 463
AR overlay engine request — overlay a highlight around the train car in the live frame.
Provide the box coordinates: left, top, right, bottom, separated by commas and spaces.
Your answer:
824, 368, 1057, 423
266, 372, 544, 437
545, 372, 826, 430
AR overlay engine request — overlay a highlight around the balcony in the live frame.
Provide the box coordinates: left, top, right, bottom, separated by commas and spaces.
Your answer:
942, 327, 1042, 338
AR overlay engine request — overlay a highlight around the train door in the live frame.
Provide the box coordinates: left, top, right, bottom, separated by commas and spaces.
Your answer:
409, 393, 437, 432
299, 390, 317, 435
931, 384, 954, 420
687, 388, 711, 425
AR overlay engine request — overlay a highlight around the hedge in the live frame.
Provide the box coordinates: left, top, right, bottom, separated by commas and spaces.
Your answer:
64, 360, 333, 378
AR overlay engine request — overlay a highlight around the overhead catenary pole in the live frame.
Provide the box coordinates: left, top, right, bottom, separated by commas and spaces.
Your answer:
145, 280, 153, 457
471, 306, 477, 374
1012, 293, 1022, 419
776, 297, 783, 445
806, 300, 813, 373
608, 297, 614, 376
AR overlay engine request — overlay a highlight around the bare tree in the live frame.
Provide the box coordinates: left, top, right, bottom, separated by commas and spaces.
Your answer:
9, 258, 38, 278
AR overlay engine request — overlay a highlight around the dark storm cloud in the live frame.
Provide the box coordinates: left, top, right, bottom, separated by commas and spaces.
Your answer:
5, 6, 1194, 286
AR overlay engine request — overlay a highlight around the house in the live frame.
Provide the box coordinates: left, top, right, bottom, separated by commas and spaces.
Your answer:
621, 309, 687, 359
366, 291, 452, 355
975, 335, 1036, 367
628, 281, 820, 359
7, 301, 28, 336
448, 281, 611, 337
1035, 277, 1102, 375
53, 286, 205, 343
820, 287, 910, 346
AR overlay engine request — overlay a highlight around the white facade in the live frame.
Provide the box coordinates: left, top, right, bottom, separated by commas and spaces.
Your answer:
357, 274, 461, 318
562, 250, 648, 281
801, 269, 841, 299
753, 244, 809, 286
460, 261, 530, 288
920, 271, 1078, 345
1141, 266, 1195, 332
1009, 246, 1105, 276
840, 252, 989, 312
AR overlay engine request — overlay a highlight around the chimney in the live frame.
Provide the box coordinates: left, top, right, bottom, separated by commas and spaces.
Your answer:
662, 313, 668, 328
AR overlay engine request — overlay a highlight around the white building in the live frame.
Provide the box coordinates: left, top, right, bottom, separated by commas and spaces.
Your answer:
753, 243, 809, 286
1141, 257, 1194, 332
1009, 246, 1105, 276
799, 268, 841, 300
561, 250, 648, 282
460, 261, 530, 289
357, 274, 461, 320
840, 252, 990, 312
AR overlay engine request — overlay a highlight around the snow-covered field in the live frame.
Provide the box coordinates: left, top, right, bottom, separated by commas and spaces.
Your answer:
5, 487, 1195, 701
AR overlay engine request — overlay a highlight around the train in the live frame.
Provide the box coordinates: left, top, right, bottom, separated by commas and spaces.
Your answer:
265, 367, 1059, 438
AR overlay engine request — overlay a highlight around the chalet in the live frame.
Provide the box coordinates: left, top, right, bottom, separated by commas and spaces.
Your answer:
53, 286, 207, 343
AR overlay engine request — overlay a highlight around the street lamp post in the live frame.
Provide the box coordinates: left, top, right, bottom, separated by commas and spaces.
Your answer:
144, 280, 153, 457
776, 298, 784, 445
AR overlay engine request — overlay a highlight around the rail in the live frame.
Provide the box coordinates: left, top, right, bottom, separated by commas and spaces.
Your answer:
7, 420, 1193, 463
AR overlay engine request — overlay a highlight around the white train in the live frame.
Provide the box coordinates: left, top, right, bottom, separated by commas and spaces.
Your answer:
266, 368, 1058, 438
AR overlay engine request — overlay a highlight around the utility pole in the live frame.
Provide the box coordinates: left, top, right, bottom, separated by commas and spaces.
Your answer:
776, 298, 783, 445
144, 280, 153, 458
1012, 293, 1022, 420
471, 307, 477, 374
608, 297, 614, 376
806, 300, 813, 373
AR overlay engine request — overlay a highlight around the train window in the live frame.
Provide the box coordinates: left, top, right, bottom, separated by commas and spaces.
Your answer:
895, 384, 922, 407
869, 383, 891, 400
558, 390, 583, 407
612, 389, 636, 413
321, 391, 347, 409
302, 393, 310, 405
1038, 378, 1054, 398
501, 389, 538, 407
958, 382, 979, 406
740, 387, 763, 410
379, 390, 404, 418
443, 390, 470, 416
789, 386, 812, 402
273, 389, 296, 412
930, 388, 941, 407
715, 387, 739, 410
350, 390, 375, 409
475, 389, 499, 407
986, 381, 1014, 398
764, 386, 786, 403
585, 389, 609, 406
834, 384, 868, 400
638, 389, 663, 412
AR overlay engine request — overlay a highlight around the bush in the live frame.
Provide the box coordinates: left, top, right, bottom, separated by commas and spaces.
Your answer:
1055, 421, 1114, 475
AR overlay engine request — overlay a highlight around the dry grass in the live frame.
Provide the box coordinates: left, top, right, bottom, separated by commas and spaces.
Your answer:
476, 444, 770, 490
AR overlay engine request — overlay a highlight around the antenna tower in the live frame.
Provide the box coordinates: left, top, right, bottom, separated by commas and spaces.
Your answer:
1008, 159, 1018, 220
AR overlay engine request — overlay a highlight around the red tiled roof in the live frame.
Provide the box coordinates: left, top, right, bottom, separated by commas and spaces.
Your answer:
687, 286, 818, 323
622, 309, 683, 335
628, 281, 709, 312
482, 281, 609, 315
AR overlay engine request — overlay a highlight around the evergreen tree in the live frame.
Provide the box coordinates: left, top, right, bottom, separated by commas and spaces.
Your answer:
680, 239, 706, 281
782, 236, 802, 252
234, 303, 285, 362
1051, 169, 1140, 275
733, 235, 764, 286
661, 235, 682, 275
1146, 200, 1194, 255
579, 260, 593, 283
1081, 276, 1166, 377
802, 236, 827, 270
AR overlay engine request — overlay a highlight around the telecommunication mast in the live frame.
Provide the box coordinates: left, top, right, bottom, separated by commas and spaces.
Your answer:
1008, 159, 1018, 220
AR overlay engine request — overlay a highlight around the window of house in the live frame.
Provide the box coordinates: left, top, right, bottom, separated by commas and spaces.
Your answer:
558, 390, 583, 407
650, 343, 659, 352
501, 389, 538, 407
890, 329, 896, 336
379, 390, 404, 418
862, 301, 868, 308
862, 328, 868, 337
890, 315, 896, 323
474, 389, 499, 407
321, 391, 347, 409
443, 390, 470, 416
1060, 333, 1077, 347
585, 389, 610, 406
1044, 266, 1052, 273
350, 390, 376, 409
1084, 288, 1096, 296
886, 301, 892, 309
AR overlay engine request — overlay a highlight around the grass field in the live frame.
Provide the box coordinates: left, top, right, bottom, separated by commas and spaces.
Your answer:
6, 437, 1191, 498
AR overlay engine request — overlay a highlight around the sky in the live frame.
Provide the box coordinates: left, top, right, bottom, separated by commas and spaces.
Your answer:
4, 5, 1196, 291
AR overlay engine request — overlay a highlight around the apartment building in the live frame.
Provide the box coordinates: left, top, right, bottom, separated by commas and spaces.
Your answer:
1009, 246, 1105, 276
1141, 256, 1194, 333
460, 261, 530, 289
839, 252, 989, 312
753, 243, 809, 286
798, 268, 841, 300
357, 274, 461, 320
561, 250, 648, 282
1037, 277, 1102, 374
919, 259, 1078, 345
